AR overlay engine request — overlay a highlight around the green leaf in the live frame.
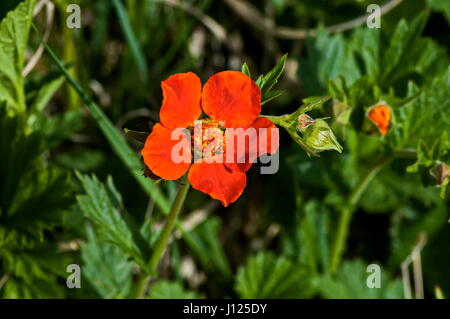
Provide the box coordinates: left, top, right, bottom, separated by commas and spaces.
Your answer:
299, 31, 361, 95
380, 13, 430, 86
235, 251, 312, 298
32, 110, 84, 148
318, 259, 403, 299
394, 69, 450, 147
0, 104, 74, 248
241, 62, 251, 78
148, 280, 202, 299
0, 0, 35, 114
427, 0, 450, 23
0, 91, 73, 298
112, 0, 148, 81
1, 242, 68, 298
261, 89, 282, 105
407, 132, 449, 174
282, 201, 331, 275
81, 226, 133, 298
76, 173, 148, 268
3, 276, 65, 299
325, 14, 448, 110
27, 75, 65, 114
257, 54, 287, 104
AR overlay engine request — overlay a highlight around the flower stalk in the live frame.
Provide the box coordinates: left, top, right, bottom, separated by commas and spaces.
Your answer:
329, 156, 390, 274
135, 176, 190, 298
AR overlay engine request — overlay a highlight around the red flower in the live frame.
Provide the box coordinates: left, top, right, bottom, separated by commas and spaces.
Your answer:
368, 104, 391, 136
141, 71, 279, 206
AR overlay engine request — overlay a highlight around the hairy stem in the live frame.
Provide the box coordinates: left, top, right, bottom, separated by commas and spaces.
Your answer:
329, 156, 390, 273
135, 177, 190, 298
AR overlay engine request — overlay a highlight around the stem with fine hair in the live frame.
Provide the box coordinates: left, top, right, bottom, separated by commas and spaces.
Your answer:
135, 177, 191, 298
329, 155, 391, 274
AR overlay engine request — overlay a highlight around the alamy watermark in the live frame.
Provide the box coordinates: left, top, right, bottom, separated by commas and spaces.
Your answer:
367, 4, 381, 29
66, 4, 81, 29
366, 263, 381, 288
66, 264, 81, 289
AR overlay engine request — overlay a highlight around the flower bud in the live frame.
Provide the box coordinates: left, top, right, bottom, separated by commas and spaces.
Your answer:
297, 113, 316, 130
302, 119, 343, 153
367, 103, 391, 136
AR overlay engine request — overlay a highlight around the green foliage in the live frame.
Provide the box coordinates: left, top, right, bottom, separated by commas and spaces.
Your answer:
299, 31, 360, 95
235, 251, 312, 299
0, 105, 74, 298
0, 0, 35, 114
318, 259, 403, 299
393, 69, 450, 148
76, 173, 150, 268
281, 200, 331, 275
148, 281, 202, 299
305, 13, 448, 99
27, 75, 65, 114
255, 54, 287, 105
182, 217, 232, 280
0, 106, 74, 248
1, 0, 449, 300
241, 63, 251, 78
81, 226, 134, 298
43, 39, 171, 214
112, 0, 148, 81
266, 96, 342, 156
427, 0, 450, 23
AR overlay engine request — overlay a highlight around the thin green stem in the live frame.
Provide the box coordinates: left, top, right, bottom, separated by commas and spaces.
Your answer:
135, 177, 190, 298
329, 155, 391, 274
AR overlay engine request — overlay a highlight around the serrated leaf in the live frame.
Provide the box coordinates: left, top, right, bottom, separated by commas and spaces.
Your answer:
76, 173, 148, 268
148, 280, 202, 299
0, 104, 74, 248
318, 259, 403, 299
0, 0, 35, 113
81, 226, 133, 298
261, 89, 282, 105
281, 200, 331, 274
394, 69, 450, 147
235, 251, 312, 298
299, 31, 361, 95
258, 54, 287, 103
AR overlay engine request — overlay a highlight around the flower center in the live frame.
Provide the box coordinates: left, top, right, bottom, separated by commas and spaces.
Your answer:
191, 119, 226, 160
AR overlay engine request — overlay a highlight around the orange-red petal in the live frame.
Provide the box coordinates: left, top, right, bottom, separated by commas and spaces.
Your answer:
160, 72, 202, 129
368, 104, 391, 136
202, 71, 261, 128
141, 123, 191, 180
188, 161, 246, 207
225, 117, 279, 172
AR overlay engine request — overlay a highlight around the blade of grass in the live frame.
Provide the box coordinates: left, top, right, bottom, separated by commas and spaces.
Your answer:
36, 26, 169, 213
112, 0, 148, 81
